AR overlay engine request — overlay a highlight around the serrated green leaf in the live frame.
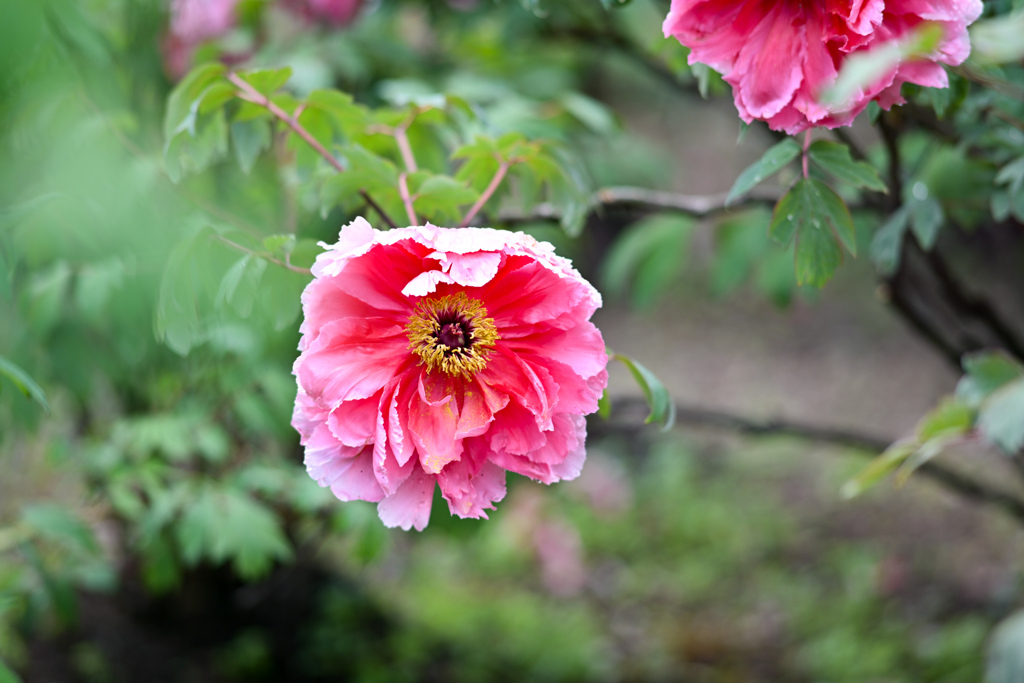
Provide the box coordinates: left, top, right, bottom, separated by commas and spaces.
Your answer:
841, 439, 916, 498
957, 351, 1024, 407
726, 138, 801, 205
807, 140, 887, 192
176, 487, 291, 580
230, 118, 271, 174
978, 379, 1024, 454
770, 179, 855, 287
0, 355, 49, 414
611, 353, 675, 431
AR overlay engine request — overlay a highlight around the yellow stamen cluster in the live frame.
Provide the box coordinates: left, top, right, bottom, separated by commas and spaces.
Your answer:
406, 292, 499, 379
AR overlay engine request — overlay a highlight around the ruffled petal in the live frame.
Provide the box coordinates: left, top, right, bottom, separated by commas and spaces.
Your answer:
377, 466, 435, 531
297, 318, 409, 405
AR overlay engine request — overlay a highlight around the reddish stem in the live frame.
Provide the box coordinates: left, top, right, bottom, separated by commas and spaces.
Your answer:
227, 72, 398, 230
399, 172, 418, 226
460, 160, 509, 228
395, 124, 418, 173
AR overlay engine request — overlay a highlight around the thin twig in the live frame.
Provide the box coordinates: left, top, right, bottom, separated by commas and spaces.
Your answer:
395, 124, 418, 173
599, 396, 1024, 526
215, 235, 311, 274
461, 160, 509, 228
227, 72, 398, 230
398, 172, 418, 226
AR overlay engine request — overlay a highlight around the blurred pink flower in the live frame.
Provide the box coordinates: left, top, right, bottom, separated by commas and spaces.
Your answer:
283, 0, 364, 26
663, 0, 983, 134
163, 0, 239, 79
293, 218, 608, 531
534, 520, 587, 597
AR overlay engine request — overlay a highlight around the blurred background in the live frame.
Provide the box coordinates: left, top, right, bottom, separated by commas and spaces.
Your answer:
1, 0, 1023, 681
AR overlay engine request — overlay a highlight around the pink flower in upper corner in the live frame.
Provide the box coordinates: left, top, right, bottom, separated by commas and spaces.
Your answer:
163, 0, 239, 79
663, 0, 983, 134
292, 219, 609, 531
282, 0, 365, 26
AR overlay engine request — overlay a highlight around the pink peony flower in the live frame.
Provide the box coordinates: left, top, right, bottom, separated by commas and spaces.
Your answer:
163, 0, 239, 79
663, 0, 983, 134
282, 0, 364, 26
292, 218, 609, 531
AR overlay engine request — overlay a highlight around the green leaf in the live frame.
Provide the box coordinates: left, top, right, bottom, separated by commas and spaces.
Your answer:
957, 351, 1024, 407
726, 139, 801, 205
558, 92, 616, 134
163, 63, 227, 141
155, 225, 215, 355
970, 12, 1024, 65
0, 657, 22, 683
230, 118, 272, 174
0, 355, 49, 414
21, 504, 98, 554
807, 141, 887, 192
610, 353, 675, 431
869, 205, 909, 276
413, 175, 479, 223
915, 398, 974, 442
216, 254, 267, 318
176, 487, 292, 580
602, 214, 693, 309
236, 67, 292, 96
770, 178, 856, 287
597, 390, 611, 420
909, 196, 943, 250
841, 439, 916, 499
823, 23, 943, 106
978, 379, 1024, 454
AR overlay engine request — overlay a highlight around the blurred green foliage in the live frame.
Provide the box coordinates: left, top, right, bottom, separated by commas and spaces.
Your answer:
1, 0, 1024, 680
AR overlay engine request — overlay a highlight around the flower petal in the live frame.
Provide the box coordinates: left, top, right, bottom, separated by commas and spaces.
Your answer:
377, 466, 435, 531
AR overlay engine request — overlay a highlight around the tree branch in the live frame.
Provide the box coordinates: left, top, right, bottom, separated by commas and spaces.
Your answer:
497, 185, 780, 224
597, 396, 1024, 526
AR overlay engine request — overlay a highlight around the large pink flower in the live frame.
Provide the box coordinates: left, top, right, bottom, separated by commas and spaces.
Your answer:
292, 219, 609, 531
663, 0, 983, 134
283, 0, 364, 26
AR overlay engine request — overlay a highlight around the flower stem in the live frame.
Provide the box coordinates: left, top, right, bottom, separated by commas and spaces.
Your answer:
395, 124, 418, 173
460, 160, 509, 228
399, 172, 418, 226
227, 72, 398, 230
802, 129, 812, 179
